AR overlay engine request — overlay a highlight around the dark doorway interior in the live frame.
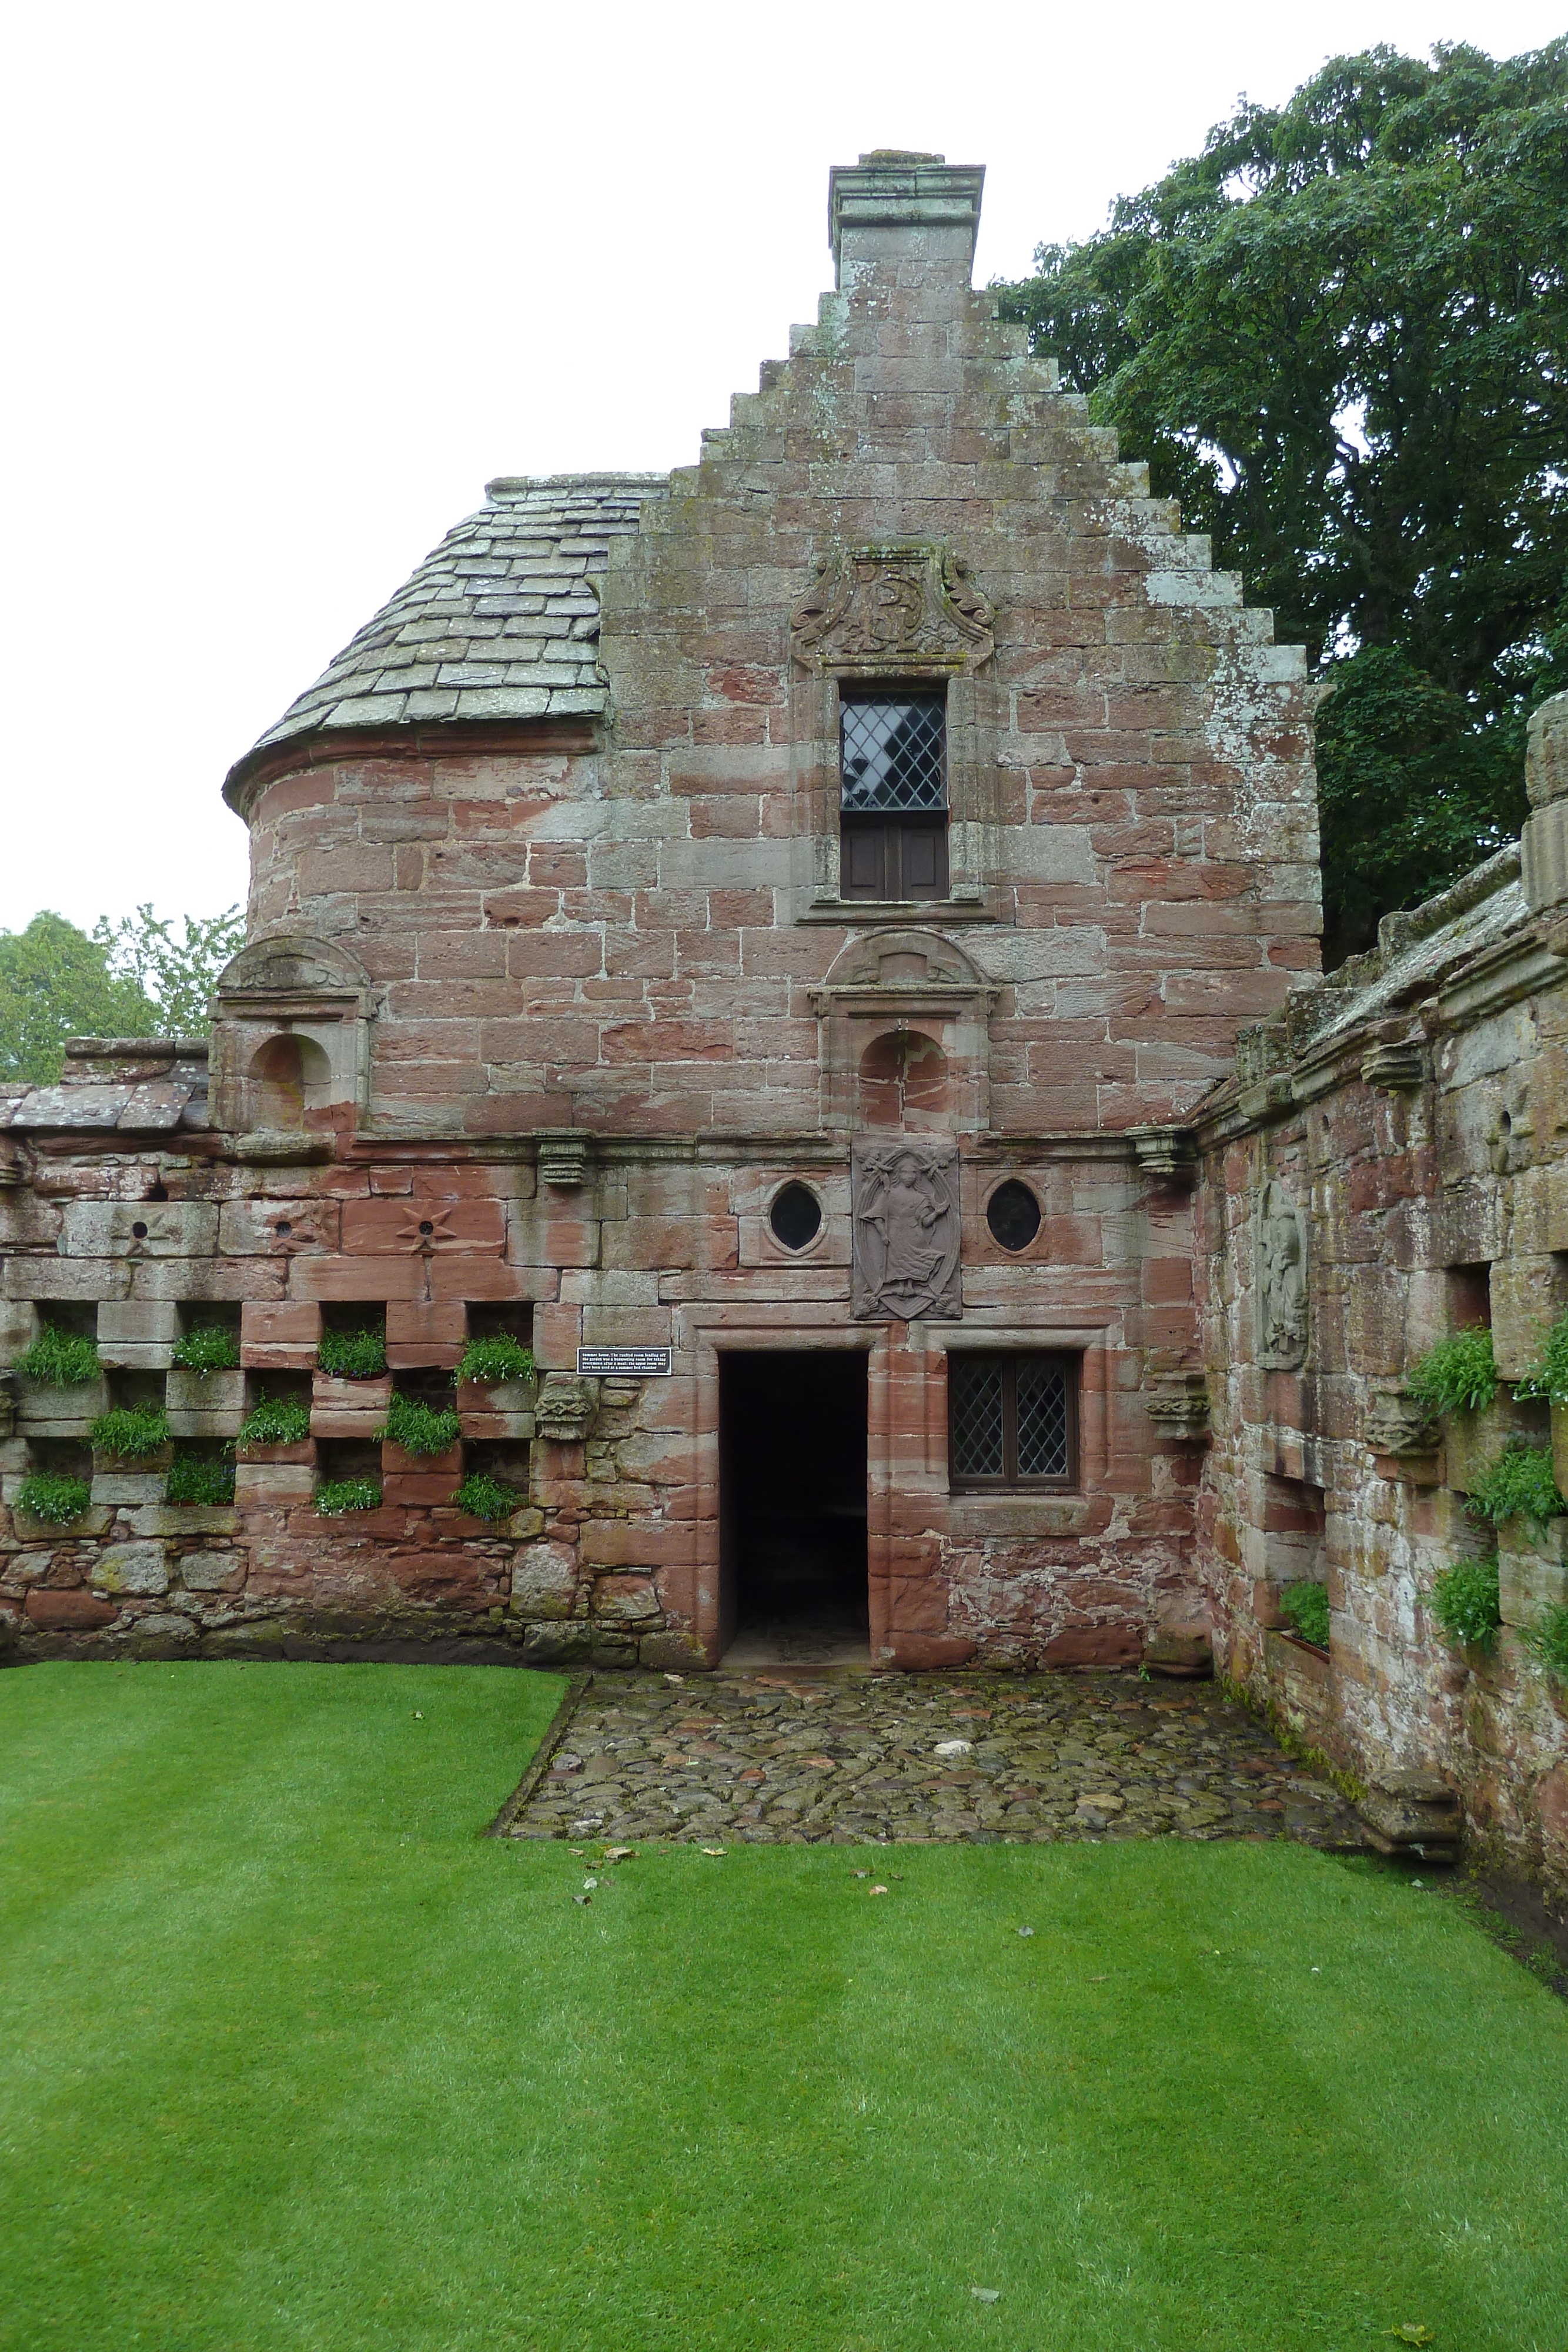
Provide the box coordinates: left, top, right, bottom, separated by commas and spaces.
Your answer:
719, 1350, 868, 1662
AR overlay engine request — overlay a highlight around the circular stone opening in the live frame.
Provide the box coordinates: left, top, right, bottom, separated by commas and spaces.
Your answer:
769, 1182, 823, 1252
418, 1219, 435, 1237
985, 1178, 1041, 1254
275, 1220, 293, 1238
131, 1220, 149, 1240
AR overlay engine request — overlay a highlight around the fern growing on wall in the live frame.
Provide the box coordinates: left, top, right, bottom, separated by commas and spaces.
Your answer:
1428, 1556, 1502, 1652
1279, 1580, 1330, 1649
1516, 1312, 1568, 1405
1466, 1443, 1566, 1531
1407, 1327, 1497, 1415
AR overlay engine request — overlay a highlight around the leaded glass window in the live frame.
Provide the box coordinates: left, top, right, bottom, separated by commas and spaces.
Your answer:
840, 697, 947, 813
839, 691, 948, 901
949, 1354, 1076, 1489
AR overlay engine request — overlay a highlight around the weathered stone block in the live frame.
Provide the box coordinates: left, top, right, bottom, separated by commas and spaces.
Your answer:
509, 1542, 579, 1619
93, 1542, 169, 1596
241, 1300, 322, 1369
16, 1374, 110, 1430
25, 1588, 116, 1629
61, 1202, 219, 1258
1498, 1516, 1568, 1625
96, 1299, 179, 1369
166, 1367, 248, 1436
235, 1462, 316, 1505
386, 1300, 467, 1369
177, 1549, 246, 1591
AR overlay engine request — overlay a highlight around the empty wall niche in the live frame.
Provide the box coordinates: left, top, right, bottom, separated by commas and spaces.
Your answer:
247, 1033, 334, 1130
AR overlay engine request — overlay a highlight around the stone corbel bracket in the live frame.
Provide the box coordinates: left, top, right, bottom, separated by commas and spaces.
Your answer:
1129, 1124, 1196, 1181
1365, 1382, 1440, 1483
1145, 1374, 1211, 1441
533, 1372, 599, 1444
1360, 1040, 1425, 1092
535, 1129, 591, 1189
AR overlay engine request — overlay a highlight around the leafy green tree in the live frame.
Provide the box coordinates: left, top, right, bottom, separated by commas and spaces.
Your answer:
95, 904, 246, 1037
0, 913, 157, 1084
999, 40, 1568, 963
0, 904, 244, 1085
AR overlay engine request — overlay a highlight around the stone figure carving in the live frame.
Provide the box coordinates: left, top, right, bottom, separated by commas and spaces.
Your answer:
790, 543, 994, 676
1365, 1384, 1438, 1459
851, 1138, 962, 1322
1255, 1182, 1308, 1368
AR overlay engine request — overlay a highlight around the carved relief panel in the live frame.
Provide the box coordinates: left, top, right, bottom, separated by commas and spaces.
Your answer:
789, 543, 994, 678
851, 1137, 962, 1323
1254, 1181, 1308, 1369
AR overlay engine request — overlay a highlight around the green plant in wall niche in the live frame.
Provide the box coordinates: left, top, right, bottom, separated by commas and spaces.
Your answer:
170, 1325, 241, 1375
1466, 1442, 1566, 1531
1516, 1310, 1568, 1405
165, 1455, 236, 1506
317, 1326, 387, 1380
381, 1394, 460, 1456
1428, 1555, 1502, 1652
1521, 1603, 1568, 1679
1406, 1326, 1497, 1415
15, 1325, 101, 1385
89, 1406, 169, 1459
454, 1337, 534, 1387
13, 1472, 92, 1525
452, 1472, 517, 1522
313, 1478, 381, 1516
237, 1396, 311, 1447
1279, 1579, 1330, 1649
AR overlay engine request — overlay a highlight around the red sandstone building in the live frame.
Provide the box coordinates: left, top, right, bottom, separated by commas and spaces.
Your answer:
8, 153, 1568, 1886
0, 154, 1321, 1674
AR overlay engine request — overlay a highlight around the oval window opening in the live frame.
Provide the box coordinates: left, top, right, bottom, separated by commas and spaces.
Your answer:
769, 1182, 823, 1252
986, 1179, 1041, 1254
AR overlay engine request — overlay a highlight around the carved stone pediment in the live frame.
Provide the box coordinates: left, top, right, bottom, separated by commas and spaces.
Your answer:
790, 543, 994, 676
214, 931, 375, 1013
851, 1137, 962, 1323
810, 928, 995, 1010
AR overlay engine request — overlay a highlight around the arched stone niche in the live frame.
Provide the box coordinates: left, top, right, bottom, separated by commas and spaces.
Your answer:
209, 933, 376, 1137
808, 929, 997, 1134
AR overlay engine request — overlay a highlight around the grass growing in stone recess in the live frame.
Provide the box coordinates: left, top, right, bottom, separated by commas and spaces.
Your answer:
170, 1324, 242, 1375
236, 1394, 312, 1447
1278, 1578, 1330, 1648
88, 1404, 170, 1459
163, 1453, 236, 1506
14, 1322, 100, 1385
3, 1665, 1568, 2352
11, 1471, 92, 1525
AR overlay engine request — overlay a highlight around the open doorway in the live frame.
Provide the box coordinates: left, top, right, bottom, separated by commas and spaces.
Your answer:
718, 1350, 868, 1666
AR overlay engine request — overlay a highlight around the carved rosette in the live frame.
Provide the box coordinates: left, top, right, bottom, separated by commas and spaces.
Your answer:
851, 1137, 962, 1322
790, 543, 994, 676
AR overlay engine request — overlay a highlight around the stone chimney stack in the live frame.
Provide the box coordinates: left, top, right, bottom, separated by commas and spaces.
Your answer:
827, 151, 985, 290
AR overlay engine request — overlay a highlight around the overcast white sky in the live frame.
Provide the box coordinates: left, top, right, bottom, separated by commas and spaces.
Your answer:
3, 0, 1563, 936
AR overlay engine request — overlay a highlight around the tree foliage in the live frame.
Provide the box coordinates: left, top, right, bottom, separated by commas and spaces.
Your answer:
999, 40, 1568, 962
0, 904, 243, 1084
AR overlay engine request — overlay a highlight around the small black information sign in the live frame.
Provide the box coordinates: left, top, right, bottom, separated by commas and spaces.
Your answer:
575, 1347, 673, 1378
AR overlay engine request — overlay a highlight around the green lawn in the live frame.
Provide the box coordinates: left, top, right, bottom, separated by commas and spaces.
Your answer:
2, 1663, 1566, 2351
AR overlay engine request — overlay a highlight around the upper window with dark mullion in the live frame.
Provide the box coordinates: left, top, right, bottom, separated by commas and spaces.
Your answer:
840, 691, 948, 902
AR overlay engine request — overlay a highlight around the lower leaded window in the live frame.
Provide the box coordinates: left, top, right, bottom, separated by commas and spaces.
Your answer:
949, 1352, 1076, 1489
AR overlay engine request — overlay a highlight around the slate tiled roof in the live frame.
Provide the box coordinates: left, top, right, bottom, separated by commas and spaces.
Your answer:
229, 473, 665, 791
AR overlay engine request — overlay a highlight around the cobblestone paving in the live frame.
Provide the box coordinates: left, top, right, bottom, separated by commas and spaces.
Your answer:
509, 1669, 1366, 1848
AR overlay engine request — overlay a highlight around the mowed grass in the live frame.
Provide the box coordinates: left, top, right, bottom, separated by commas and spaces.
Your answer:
2, 1665, 1567, 2352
